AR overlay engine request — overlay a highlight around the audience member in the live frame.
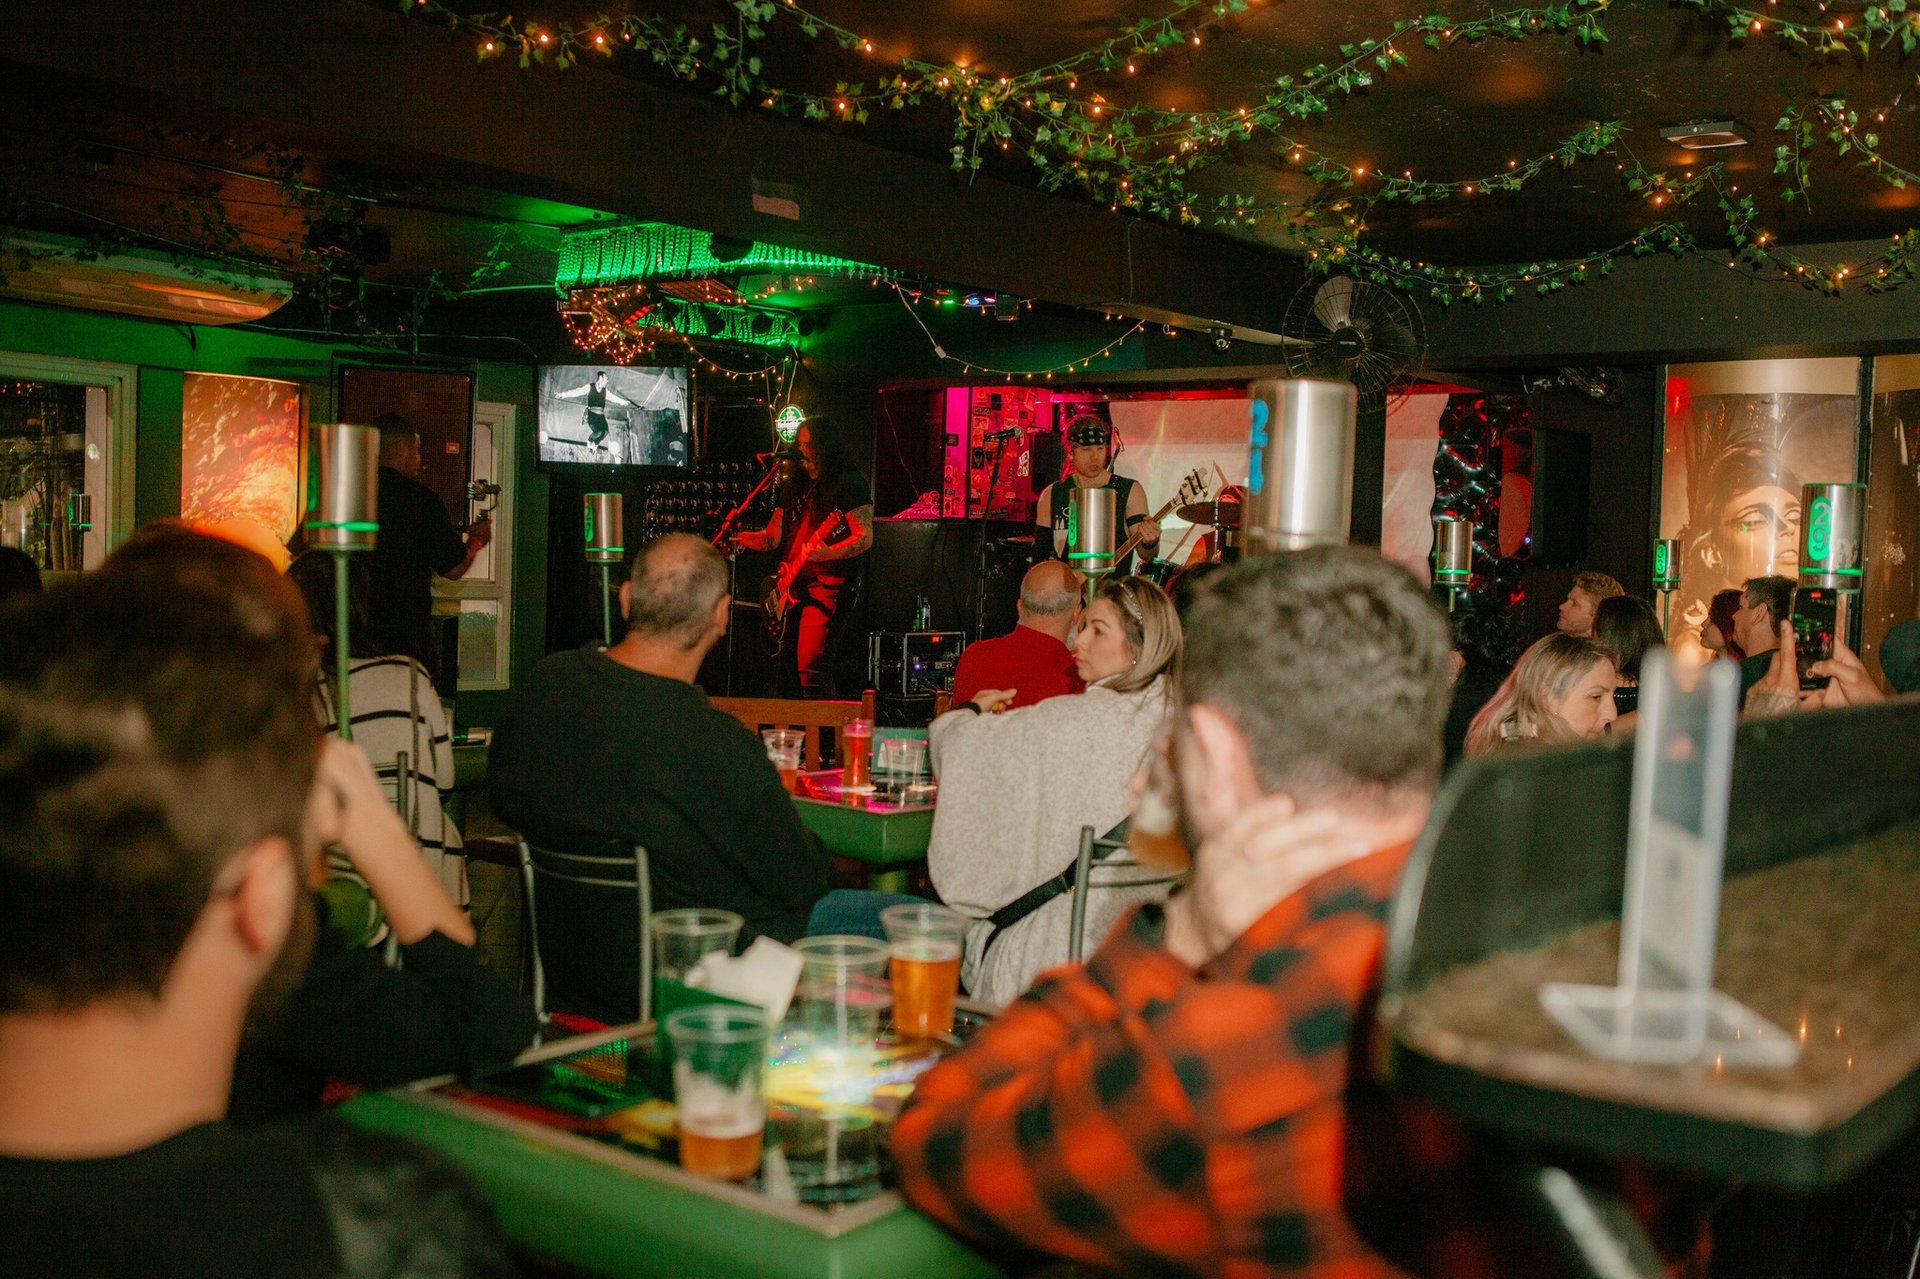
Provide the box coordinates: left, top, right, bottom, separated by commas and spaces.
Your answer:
289, 551, 465, 910
488, 534, 830, 1022
1702, 588, 1745, 662
927, 575, 1181, 1007
1165, 558, 1226, 622
1877, 618, 1920, 694
1744, 618, 1890, 717
0, 546, 40, 611
1732, 575, 1795, 709
364, 412, 490, 684
1555, 569, 1623, 637
88, 529, 532, 1120
948, 559, 1085, 710
1464, 632, 1618, 756
0, 536, 512, 1277
1594, 594, 1666, 726
897, 547, 1558, 1273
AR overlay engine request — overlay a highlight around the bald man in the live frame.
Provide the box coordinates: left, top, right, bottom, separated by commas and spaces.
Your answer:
488, 535, 830, 1021
949, 560, 1087, 710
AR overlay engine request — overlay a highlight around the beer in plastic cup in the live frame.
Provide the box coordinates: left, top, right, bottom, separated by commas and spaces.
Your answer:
651, 908, 744, 986
666, 1005, 769, 1180
763, 728, 804, 792
1127, 745, 1191, 871
842, 719, 872, 788
881, 903, 966, 1038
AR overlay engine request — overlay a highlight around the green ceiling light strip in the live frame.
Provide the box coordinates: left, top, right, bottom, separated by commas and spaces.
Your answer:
555, 222, 894, 290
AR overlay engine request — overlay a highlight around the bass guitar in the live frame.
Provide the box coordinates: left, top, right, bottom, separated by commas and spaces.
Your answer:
760, 513, 845, 655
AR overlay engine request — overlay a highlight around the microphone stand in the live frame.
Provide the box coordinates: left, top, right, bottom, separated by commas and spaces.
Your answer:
972, 435, 1014, 642
711, 454, 786, 695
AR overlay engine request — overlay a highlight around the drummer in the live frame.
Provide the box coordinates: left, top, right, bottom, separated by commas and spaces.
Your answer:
1033, 409, 1159, 575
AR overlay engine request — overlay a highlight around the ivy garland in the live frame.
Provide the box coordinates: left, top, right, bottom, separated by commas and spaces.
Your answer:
401, 0, 1920, 303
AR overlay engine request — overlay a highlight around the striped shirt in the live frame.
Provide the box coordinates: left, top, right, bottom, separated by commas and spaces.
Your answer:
316, 655, 465, 906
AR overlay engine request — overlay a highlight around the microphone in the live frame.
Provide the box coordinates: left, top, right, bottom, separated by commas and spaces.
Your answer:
984, 427, 1020, 441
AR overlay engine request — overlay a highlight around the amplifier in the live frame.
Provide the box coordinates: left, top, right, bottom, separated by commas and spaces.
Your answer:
868, 631, 968, 696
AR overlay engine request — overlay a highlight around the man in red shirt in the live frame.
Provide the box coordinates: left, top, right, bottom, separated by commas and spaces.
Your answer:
948, 560, 1085, 710
897, 547, 1531, 1276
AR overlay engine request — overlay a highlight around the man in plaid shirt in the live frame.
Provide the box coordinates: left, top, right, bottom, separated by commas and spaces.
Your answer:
896, 547, 1534, 1276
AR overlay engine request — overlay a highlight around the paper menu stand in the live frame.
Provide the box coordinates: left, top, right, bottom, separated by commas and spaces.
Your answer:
1539, 652, 1800, 1068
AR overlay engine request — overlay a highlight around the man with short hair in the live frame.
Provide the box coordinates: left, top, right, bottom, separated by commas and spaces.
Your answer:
896, 546, 1510, 1274
1555, 569, 1624, 637
1733, 574, 1796, 707
365, 412, 491, 682
948, 559, 1086, 710
489, 533, 831, 1021
0, 545, 510, 1278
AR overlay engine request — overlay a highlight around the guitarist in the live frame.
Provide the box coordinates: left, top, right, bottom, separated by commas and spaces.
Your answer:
734, 417, 873, 696
1034, 410, 1160, 574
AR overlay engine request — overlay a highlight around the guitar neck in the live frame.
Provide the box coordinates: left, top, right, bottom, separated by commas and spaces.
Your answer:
1112, 496, 1183, 563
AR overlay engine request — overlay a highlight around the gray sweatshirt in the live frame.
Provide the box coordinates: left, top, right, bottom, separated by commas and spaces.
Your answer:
927, 678, 1177, 1008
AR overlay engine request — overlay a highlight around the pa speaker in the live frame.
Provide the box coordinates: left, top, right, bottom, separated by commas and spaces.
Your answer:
1529, 428, 1590, 565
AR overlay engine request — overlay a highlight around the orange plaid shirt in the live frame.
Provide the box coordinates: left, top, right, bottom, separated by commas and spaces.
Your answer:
896, 841, 1500, 1278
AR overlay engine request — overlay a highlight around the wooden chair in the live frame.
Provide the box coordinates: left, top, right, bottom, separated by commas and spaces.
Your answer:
708, 691, 877, 770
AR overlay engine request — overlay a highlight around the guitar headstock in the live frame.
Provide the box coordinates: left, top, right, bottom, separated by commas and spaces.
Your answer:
1178, 469, 1210, 509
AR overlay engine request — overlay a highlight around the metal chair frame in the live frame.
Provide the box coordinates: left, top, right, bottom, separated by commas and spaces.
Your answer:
1067, 824, 1187, 962
518, 839, 653, 1028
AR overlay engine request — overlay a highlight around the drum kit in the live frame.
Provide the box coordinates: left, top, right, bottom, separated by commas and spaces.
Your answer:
1176, 489, 1245, 565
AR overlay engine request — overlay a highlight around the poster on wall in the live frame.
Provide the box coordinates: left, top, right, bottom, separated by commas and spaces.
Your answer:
1659, 359, 1858, 661
180, 372, 304, 546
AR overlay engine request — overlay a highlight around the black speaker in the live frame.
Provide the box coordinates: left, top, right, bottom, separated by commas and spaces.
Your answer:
1529, 428, 1591, 565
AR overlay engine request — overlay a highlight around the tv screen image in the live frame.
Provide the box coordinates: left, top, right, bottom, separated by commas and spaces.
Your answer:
538, 365, 690, 467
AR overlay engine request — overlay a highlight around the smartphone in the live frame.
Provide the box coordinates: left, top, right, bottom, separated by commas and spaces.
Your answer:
1792, 589, 1838, 691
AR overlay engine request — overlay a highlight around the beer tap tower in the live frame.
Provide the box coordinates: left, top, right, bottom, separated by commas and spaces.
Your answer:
1652, 537, 1681, 633
584, 492, 625, 645
1066, 486, 1118, 605
1433, 517, 1473, 611
305, 424, 381, 742
1244, 378, 1357, 555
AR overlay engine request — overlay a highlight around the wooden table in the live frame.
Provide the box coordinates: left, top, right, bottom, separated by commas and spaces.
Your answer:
340, 1024, 1006, 1279
791, 770, 934, 893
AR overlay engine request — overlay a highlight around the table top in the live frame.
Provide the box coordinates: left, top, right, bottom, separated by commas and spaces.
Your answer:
790, 770, 935, 868
1386, 819, 1920, 1189
340, 1022, 1005, 1279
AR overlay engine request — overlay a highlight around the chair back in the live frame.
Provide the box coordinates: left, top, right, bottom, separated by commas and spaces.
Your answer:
519, 840, 653, 1028
709, 691, 877, 770
1067, 823, 1186, 962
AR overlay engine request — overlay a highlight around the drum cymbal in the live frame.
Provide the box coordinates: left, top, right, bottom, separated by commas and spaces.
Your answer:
1177, 500, 1243, 527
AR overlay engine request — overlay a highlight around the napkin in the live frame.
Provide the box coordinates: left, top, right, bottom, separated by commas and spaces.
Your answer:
689, 937, 804, 1024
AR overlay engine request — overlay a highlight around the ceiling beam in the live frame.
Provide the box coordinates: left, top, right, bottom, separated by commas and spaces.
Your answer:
2, 0, 1304, 336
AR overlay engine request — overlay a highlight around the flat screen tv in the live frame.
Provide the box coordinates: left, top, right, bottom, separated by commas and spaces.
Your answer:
537, 365, 691, 468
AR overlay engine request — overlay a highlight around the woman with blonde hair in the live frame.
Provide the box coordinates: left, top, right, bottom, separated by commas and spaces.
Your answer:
1464, 632, 1619, 757
928, 575, 1181, 1007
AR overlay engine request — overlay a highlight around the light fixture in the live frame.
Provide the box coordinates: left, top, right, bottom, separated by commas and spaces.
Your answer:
1658, 120, 1751, 151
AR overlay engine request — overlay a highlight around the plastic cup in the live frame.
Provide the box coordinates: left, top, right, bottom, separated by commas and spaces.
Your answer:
763, 728, 804, 792
665, 1005, 769, 1180
1128, 745, 1191, 871
873, 737, 927, 803
881, 903, 966, 1039
841, 719, 872, 788
651, 907, 743, 986
791, 935, 891, 1048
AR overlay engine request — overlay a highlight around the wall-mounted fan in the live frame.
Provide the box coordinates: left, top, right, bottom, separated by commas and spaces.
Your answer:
1280, 276, 1426, 407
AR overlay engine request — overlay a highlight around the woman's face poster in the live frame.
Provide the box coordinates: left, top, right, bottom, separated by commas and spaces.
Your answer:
1660, 359, 1858, 662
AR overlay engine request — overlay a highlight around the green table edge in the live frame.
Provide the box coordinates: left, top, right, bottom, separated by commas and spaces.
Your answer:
341, 1088, 1004, 1279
